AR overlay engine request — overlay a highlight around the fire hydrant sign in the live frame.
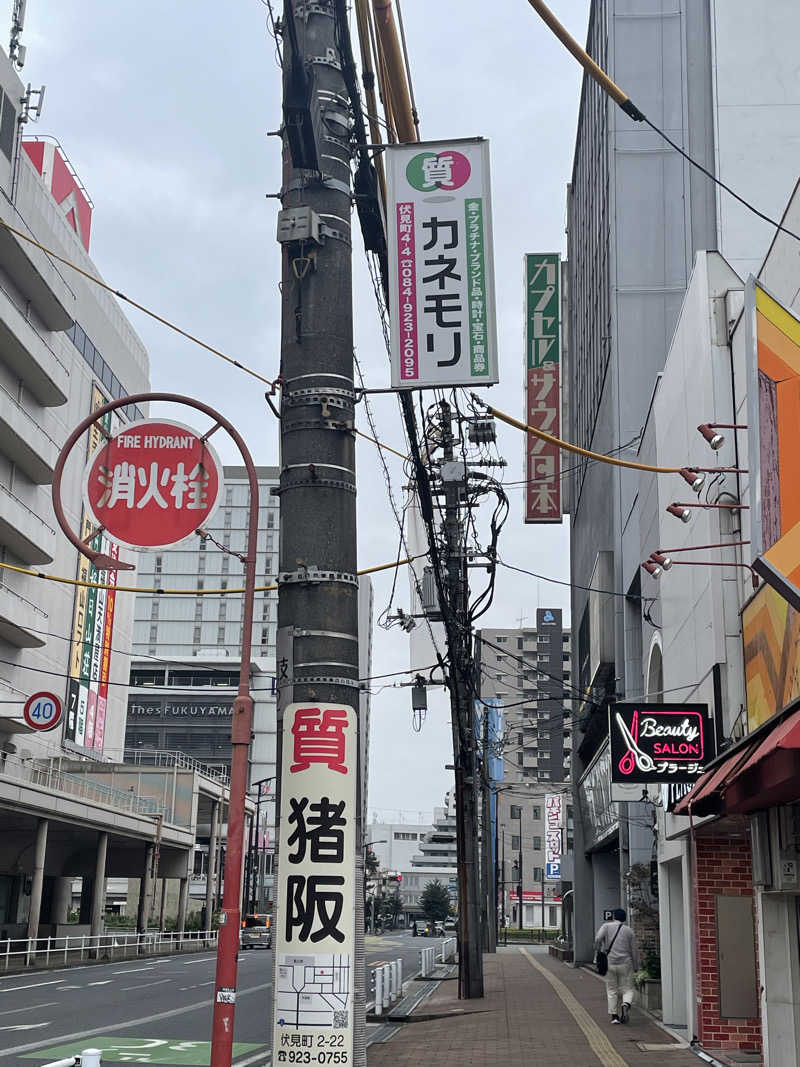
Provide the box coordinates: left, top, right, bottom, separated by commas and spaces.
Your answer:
82, 419, 223, 551
273, 704, 356, 1065
387, 137, 499, 389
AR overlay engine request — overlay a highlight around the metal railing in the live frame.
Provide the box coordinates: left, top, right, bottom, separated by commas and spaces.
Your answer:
120, 748, 231, 786
372, 958, 402, 1016
418, 946, 436, 977
0, 751, 164, 818
1, 927, 218, 970
439, 937, 457, 963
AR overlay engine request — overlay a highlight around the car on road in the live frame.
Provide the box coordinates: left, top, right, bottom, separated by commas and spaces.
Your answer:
444, 917, 457, 931
241, 913, 272, 949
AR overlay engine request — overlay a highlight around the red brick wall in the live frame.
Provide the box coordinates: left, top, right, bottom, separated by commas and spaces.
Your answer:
694, 834, 761, 1053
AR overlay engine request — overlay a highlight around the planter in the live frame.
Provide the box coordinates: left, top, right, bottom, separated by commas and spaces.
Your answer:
549, 944, 573, 963
637, 979, 662, 1013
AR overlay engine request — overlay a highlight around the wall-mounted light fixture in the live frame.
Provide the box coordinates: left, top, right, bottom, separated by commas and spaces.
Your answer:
641, 560, 662, 578
679, 467, 705, 493
649, 551, 672, 570
666, 503, 692, 523
697, 424, 725, 450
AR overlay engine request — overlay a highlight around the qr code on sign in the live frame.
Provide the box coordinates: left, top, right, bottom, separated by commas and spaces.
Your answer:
333, 1011, 348, 1029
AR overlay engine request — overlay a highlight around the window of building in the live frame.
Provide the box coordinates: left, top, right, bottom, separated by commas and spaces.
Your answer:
548, 906, 557, 928
511, 835, 520, 852
533, 836, 542, 851
533, 867, 544, 882
509, 805, 521, 820
539, 771, 550, 780
516, 752, 523, 765
149, 624, 157, 643
496, 636, 506, 644
532, 806, 541, 820
130, 669, 166, 687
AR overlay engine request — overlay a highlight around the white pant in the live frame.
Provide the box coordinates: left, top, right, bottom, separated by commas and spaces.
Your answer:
605, 961, 635, 1015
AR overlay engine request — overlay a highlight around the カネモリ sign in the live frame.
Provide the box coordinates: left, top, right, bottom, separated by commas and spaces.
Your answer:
387, 138, 498, 389
609, 703, 715, 786
83, 418, 223, 551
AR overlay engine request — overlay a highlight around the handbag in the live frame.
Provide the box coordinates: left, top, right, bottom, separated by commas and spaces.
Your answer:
596, 921, 622, 976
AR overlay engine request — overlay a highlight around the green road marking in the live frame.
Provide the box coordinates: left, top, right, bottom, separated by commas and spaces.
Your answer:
22, 1037, 265, 1065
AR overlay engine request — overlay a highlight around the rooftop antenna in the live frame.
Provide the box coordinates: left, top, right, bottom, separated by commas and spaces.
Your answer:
9, 0, 27, 70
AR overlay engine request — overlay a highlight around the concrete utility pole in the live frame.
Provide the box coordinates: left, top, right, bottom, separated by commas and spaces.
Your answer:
481, 706, 496, 953
276, 0, 364, 1061
438, 400, 483, 998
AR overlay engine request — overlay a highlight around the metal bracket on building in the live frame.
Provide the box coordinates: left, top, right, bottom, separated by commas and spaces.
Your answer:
283, 386, 355, 407
309, 47, 341, 71
278, 565, 359, 588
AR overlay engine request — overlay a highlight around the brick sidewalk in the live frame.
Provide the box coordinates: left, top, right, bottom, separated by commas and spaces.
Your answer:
367, 946, 701, 1067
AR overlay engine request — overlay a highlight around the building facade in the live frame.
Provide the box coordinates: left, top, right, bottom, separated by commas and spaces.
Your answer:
566, 1, 800, 1028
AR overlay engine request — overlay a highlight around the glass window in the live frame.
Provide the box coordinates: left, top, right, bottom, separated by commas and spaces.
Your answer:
533, 836, 542, 851
73, 324, 86, 356
509, 805, 521, 820
511, 835, 520, 852
532, 806, 541, 820
101, 361, 113, 390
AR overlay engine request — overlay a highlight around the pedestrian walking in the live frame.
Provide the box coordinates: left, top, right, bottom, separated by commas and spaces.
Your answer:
594, 908, 639, 1024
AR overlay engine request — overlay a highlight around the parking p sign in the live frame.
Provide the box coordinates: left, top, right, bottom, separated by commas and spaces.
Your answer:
24, 691, 63, 732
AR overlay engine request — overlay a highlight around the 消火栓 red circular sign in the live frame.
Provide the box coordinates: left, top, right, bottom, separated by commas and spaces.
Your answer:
83, 418, 223, 551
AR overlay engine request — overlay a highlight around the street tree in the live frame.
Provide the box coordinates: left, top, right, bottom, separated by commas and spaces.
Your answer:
420, 879, 451, 923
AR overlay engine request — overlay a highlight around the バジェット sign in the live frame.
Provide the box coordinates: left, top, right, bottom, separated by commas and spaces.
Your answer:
83, 418, 223, 551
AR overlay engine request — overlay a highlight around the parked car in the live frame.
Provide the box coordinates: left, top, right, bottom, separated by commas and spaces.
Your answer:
241, 913, 272, 949
444, 917, 457, 931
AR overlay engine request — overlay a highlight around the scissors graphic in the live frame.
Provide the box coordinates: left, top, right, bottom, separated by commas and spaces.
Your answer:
616, 710, 656, 774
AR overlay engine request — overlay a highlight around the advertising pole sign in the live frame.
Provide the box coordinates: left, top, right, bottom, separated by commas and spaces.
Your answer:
273, 703, 356, 1066
83, 418, 224, 551
524, 253, 562, 523
545, 793, 563, 881
609, 704, 715, 788
387, 137, 498, 389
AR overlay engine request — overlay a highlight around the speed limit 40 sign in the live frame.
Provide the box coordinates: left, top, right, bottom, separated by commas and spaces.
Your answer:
24, 692, 63, 732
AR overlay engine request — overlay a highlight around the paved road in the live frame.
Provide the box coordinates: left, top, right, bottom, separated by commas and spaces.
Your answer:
0, 931, 445, 1067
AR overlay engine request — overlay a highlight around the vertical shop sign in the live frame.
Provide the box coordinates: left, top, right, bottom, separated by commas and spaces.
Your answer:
273, 704, 357, 1065
525, 253, 562, 523
387, 138, 499, 389
545, 793, 563, 880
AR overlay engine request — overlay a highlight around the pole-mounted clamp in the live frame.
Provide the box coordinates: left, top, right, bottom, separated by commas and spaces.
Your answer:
309, 47, 342, 71
293, 1, 334, 21
278, 565, 359, 587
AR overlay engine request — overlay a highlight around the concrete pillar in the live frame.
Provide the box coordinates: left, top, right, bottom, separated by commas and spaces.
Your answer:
137, 843, 154, 935
176, 876, 189, 936
79, 877, 94, 924
26, 818, 48, 960
205, 801, 219, 933
158, 879, 167, 931
52, 876, 71, 925
90, 832, 108, 939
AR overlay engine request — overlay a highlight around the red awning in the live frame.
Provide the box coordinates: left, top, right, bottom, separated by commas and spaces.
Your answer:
673, 706, 800, 817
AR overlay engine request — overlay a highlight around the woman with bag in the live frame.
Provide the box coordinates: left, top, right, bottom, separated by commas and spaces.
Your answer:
594, 908, 640, 1024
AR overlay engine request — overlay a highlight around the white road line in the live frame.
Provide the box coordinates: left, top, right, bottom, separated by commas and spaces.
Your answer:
112, 967, 151, 974
0, 1002, 58, 1017
56, 986, 80, 991
181, 955, 217, 965
0, 980, 273, 1058
119, 978, 172, 991
87, 981, 112, 987
0, 979, 64, 993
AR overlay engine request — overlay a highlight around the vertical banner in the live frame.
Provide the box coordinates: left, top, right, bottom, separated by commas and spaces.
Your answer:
524, 253, 562, 523
387, 138, 499, 389
545, 793, 563, 880
65, 387, 119, 754
273, 704, 356, 1066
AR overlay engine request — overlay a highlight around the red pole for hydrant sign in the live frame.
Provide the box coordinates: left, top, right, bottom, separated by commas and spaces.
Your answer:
51, 392, 260, 1067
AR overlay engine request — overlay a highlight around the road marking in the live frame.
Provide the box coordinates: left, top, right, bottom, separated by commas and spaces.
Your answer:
0, 1003, 57, 1017
0, 980, 64, 993
0, 980, 273, 1058
0, 1023, 50, 1032
120, 979, 172, 991
87, 981, 112, 987
233, 1051, 272, 1067
112, 967, 151, 974
520, 949, 629, 1067
56, 986, 80, 991
181, 955, 216, 965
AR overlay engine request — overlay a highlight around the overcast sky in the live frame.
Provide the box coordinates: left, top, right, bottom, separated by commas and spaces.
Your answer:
22, 0, 588, 821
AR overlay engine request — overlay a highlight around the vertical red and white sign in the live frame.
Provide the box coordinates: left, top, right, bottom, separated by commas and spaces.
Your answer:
273, 704, 356, 1066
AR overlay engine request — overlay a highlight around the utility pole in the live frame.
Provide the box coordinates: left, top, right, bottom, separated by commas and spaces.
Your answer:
517, 808, 523, 932
276, 1, 364, 1064
438, 399, 483, 998
481, 704, 496, 953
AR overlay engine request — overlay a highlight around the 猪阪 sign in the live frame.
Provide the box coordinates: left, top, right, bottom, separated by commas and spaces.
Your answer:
387, 138, 498, 389
273, 704, 356, 1065
609, 703, 715, 786
83, 418, 223, 551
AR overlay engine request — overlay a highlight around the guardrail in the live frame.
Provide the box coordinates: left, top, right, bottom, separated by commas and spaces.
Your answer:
1, 928, 217, 970
418, 945, 436, 977
439, 937, 457, 963
371, 958, 403, 1016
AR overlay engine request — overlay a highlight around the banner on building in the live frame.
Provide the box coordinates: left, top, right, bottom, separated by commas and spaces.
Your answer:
746, 278, 800, 610
273, 704, 356, 1066
545, 793, 563, 880
609, 703, 715, 787
387, 138, 498, 389
524, 253, 562, 523
64, 385, 120, 755
743, 582, 800, 731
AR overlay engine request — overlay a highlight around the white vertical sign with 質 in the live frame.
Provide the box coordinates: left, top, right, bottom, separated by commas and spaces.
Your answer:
273, 704, 356, 1066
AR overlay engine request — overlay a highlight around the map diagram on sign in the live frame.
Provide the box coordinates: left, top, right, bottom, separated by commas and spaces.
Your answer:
276, 954, 351, 1030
